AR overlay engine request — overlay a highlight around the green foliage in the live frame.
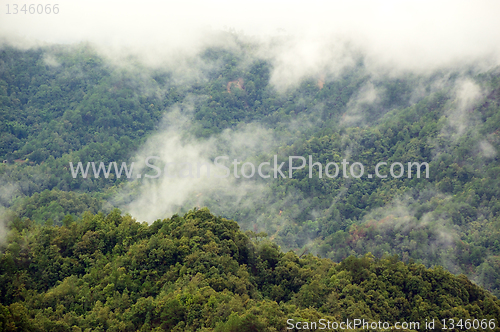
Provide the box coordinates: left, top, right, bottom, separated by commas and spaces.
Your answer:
11, 188, 101, 224
0, 45, 178, 195
0, 209, 499, 331
2, 40, 500, 315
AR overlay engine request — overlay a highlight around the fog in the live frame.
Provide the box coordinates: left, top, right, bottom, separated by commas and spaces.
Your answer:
357, 192, 462, 272
446, 79, 483, 139
111, 106, 276, 222
2, 0, 500, 87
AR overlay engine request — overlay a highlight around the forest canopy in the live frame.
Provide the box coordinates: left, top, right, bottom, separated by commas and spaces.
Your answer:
1, 209, 499, 331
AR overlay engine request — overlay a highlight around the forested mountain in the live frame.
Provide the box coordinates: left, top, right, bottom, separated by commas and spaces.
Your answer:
1, 33, 500, 330
1, 209, 499, 331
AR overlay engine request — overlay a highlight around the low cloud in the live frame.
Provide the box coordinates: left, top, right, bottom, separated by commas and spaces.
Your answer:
43, 53, 60, 67
1, 0, 500, 89
446, 79, 483, 139
112, 104, 281, 223
341, 81, 379, 127
479, 140, 497, 158
360, 192, 461, 272
430, 78, 485, 161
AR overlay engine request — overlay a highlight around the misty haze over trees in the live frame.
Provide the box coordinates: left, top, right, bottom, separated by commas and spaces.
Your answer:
1, 1, 500, 330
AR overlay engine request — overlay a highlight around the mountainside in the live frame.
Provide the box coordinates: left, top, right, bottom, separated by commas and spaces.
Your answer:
1, 209, 499, 331
3, 1, 500, 331
1, 43, 500, 298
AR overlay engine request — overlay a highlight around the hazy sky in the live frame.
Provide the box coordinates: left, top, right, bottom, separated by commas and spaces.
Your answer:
1, 0, 500, 76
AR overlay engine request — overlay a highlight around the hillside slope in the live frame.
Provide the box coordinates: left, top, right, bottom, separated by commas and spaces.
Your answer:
1, 43, 500, 297
1, 209, 499, 331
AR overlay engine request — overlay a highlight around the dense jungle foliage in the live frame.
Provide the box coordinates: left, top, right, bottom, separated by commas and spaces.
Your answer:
1, 209, 499, 331
1, 36, 500, 326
